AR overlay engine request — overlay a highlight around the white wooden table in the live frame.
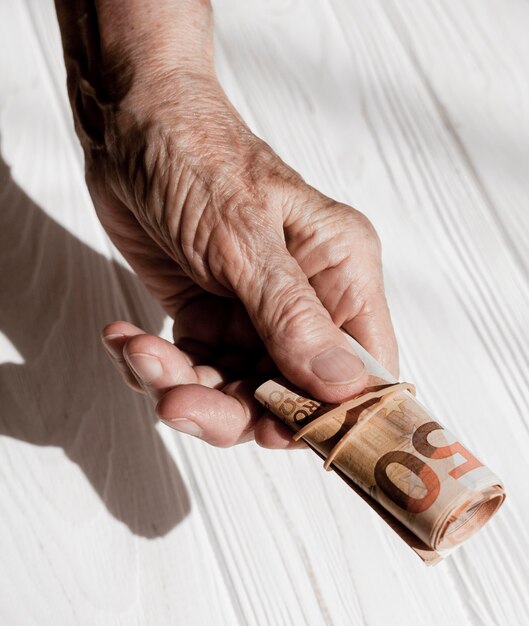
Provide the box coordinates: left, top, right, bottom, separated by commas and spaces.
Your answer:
1, 1, 528, 624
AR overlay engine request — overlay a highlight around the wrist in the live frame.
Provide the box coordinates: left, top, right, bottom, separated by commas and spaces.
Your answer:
55, 0, 216, 149
97, 5, 216, 96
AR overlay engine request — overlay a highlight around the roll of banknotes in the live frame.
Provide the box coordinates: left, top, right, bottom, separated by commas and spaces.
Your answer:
255, 336, 505, 564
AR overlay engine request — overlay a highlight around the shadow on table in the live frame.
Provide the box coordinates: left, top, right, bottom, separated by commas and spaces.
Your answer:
0, 146, 190, 537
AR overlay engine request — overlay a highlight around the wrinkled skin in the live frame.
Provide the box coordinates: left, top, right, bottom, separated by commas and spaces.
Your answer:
79, 70, 398, 448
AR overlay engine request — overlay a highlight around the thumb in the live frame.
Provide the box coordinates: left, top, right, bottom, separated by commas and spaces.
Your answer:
235, 243, 368, 403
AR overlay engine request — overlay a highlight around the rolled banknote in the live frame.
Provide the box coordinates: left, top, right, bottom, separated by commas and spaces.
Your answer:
255, 335, 505, 564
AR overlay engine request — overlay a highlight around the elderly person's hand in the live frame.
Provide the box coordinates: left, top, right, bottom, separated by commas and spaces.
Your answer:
56, 0, 398, 448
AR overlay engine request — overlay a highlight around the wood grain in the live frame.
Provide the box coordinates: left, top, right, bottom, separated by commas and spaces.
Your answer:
1, 0, 527, 624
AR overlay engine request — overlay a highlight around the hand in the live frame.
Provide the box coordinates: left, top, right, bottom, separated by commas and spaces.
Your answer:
85, 71, 398, 448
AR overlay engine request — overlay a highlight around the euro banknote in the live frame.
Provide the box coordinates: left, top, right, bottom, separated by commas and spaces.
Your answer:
255, 336, 505, 564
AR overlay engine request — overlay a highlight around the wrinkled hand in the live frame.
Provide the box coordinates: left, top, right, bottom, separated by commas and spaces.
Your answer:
82, 72, 398, 448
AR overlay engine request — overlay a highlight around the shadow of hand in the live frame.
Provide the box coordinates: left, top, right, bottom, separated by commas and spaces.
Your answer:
0, 147, 190, 537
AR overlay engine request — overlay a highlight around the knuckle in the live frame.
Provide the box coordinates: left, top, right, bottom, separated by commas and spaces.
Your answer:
324, 203, 382, 259
350, 209, 381, 251
266, 283, 329, 346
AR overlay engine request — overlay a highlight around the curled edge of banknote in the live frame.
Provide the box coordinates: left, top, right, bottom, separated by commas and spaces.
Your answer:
254, 335, 505, 565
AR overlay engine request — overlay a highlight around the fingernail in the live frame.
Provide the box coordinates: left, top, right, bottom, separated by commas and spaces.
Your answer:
162, 418, 203, 438
311, 346, 366, 384
126, 353, 163, 385
101, 333, 126, 360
